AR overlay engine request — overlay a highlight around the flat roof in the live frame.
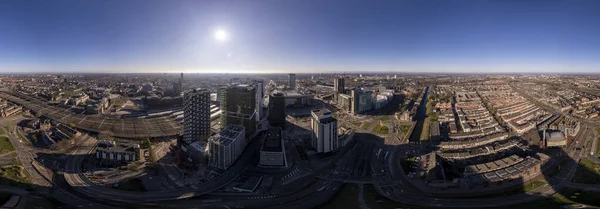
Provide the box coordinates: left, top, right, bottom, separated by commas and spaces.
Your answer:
97, 141, 139, 153
261, 127, 284, 152
213, 125, 245, 146
311, 108, 332, 117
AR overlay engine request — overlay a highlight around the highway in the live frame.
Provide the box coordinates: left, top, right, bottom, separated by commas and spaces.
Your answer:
156, 137, 361, 209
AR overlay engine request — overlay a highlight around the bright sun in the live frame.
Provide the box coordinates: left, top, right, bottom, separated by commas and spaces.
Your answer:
214, 29, 228, 42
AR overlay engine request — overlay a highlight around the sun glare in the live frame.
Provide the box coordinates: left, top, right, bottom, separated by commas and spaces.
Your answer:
214, 29, 228, 42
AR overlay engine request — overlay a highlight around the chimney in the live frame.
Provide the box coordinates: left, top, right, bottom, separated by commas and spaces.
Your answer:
542, 128, 546, 149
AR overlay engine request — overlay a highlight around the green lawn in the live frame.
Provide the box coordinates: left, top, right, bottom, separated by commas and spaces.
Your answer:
363, 184, 416, 209
596, 127, 600, 155
457, 181, 547, 199
351, 121, 362, 127
381, 115, 391, 121
361, 122, 372, 130
0, 128, 5, 135
316, 184, 418, 209
399, 125, 411, 134
572, 158, 600, 184
420, 119, 431, 140
500, 188, 600, 209
114, 178, 147, 192
522, 181, 547, 192
372, 123, 389, 135
0, 136, 15, 152
0, 165, 29, 187
597, 136, 600, 156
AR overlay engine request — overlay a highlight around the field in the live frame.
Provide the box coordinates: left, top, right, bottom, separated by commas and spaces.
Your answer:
0, 165, 29, 187
316, 184, 415, 209
399, 124, 411, 134
596, 128, 600, 156
456, 181, 547, 199
420, 120, 431, 140
380, 115, 391, 121
361, 122, 372, 130
499, 188, 600, 209
372, 123, 389, 135
0, 136, 15, 153
572, 158, 600, 184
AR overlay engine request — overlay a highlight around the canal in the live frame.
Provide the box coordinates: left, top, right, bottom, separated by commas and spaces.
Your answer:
409, 86, 430, 142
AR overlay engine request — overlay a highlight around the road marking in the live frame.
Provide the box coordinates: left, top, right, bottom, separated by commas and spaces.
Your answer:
62, 113, 72, 120
78, 116, 88, 124
98, 118, 105, 128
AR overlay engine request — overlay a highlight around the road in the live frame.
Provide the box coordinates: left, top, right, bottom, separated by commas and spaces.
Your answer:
371, 105, 595, 208
373, 137, 588, 208
1, 126, 50, 189
157, 137, 361, 209
61, 130, 268, 205
0, 185, 28, 209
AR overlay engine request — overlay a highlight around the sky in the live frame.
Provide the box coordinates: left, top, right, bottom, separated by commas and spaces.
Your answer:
1, 0, 600, 74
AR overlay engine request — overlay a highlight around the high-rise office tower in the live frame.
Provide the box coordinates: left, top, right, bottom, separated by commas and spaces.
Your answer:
268, 91, 286, 127
333, 76, 345, 94
310, 108, 338, 153
351, 89, 372, 115
172, 82, 181, 95
183, 88, 211, 144
252, 80, 264, 121
288, 73, 296, 89
180, 73, 184, 91
220, 84, 257, 138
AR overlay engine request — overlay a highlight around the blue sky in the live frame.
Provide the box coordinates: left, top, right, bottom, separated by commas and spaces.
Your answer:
1, 0, 600, 73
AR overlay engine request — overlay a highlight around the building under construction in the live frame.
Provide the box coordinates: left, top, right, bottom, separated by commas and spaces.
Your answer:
219, 84, 257, 139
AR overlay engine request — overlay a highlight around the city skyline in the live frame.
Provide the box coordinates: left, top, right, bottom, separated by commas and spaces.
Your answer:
1, 0, 600, 73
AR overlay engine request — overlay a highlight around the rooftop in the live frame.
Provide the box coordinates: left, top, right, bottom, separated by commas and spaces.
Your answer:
261, 127, 284, 152
213, 124, 245, 146
311, 108, 332, 117
97, 141, 140, 153
545, 130, 566, 141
